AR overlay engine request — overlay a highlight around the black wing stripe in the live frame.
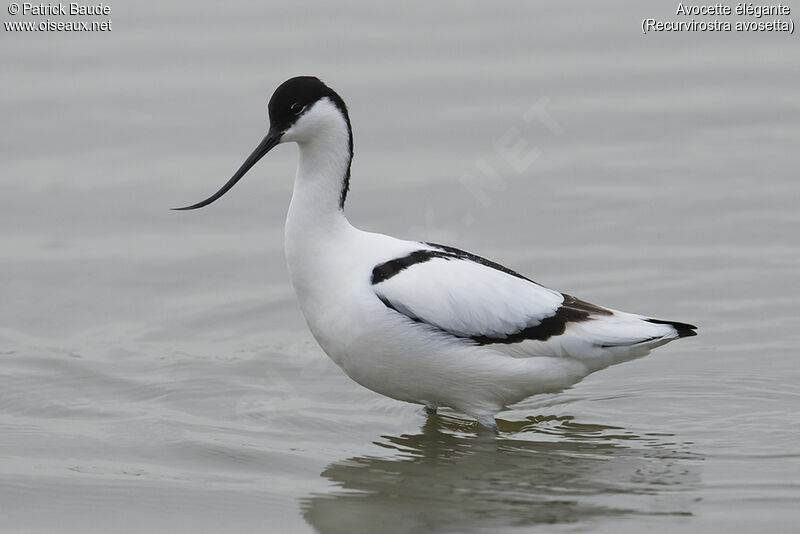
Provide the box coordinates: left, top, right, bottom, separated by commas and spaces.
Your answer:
377, 292, 610, 345
470, 304, 590, 344
424, 242, 533, 282
371, 250, 444, 285
371, 243, 538, 286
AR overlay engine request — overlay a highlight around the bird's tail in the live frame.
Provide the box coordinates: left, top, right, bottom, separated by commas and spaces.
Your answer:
643, 318, 698, 339
560, 312, 697, 372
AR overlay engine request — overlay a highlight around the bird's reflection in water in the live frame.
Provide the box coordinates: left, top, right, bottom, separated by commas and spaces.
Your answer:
302, 413, 700, 533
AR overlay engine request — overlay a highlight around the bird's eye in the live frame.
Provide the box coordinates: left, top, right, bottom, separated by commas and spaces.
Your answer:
290, 103, 304, 114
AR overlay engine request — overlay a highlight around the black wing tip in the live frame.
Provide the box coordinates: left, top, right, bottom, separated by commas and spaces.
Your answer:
646, 318, 698, 338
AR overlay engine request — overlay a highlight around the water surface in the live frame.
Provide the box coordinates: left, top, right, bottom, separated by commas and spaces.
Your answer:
2, 1, 799, 532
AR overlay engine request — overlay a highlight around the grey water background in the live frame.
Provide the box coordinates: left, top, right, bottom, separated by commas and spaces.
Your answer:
2, 1, 799, 532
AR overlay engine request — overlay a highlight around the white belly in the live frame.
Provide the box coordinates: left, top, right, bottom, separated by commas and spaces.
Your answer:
285, 224, 588, 421
295, 274, 588, 418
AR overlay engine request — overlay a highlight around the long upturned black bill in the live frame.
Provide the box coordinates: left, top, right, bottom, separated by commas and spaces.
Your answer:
172, 130, 281, 210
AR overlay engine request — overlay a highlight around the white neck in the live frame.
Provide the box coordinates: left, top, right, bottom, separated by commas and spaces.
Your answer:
283, 99, 355, 294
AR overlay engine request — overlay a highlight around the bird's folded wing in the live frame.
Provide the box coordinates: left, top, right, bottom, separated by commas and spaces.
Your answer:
371, 245, 610, 344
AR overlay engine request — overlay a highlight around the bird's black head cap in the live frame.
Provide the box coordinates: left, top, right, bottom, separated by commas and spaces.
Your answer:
268, 76, 353, 207
269, 76, 351, 135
